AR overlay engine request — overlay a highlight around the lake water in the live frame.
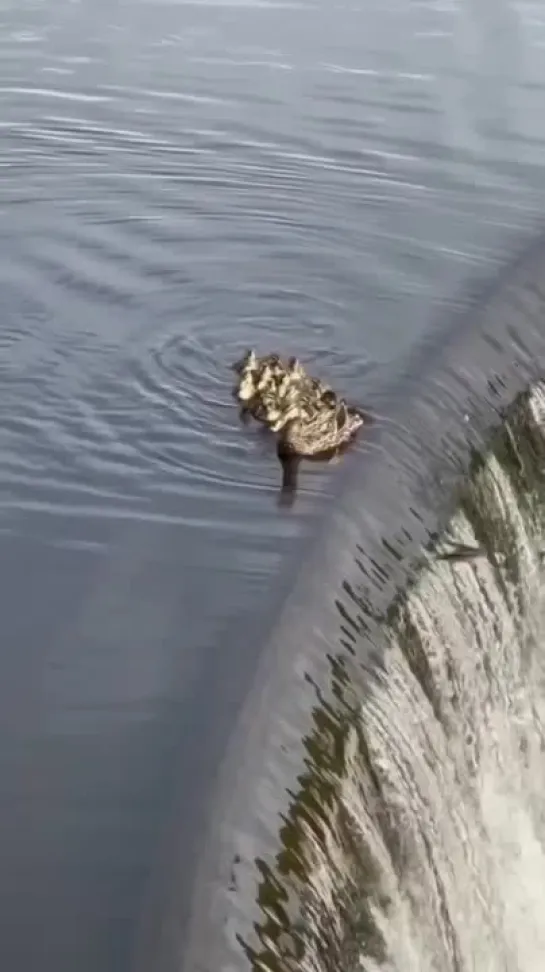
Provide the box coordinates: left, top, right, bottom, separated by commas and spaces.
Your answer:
2, 0, 545, 970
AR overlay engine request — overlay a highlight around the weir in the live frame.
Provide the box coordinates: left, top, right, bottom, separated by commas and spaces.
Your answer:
134, 237, 545, 972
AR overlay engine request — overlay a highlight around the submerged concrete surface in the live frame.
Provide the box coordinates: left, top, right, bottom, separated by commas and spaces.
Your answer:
133, 234, 545, 972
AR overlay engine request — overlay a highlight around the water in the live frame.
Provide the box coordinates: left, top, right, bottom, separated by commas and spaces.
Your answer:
170, 264, 545, 972
2, 0, 545, 970
254, 387, 545, 972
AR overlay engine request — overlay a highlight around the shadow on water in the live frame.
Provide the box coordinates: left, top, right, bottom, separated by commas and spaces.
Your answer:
134, 235, 545, 972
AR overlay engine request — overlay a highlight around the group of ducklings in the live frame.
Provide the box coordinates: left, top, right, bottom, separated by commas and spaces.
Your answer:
232, 350, 367, 458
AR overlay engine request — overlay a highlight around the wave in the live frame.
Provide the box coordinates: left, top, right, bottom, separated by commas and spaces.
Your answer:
132, 234, 545, 972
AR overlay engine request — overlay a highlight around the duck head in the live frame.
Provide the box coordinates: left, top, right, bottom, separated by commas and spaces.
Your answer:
286, 356, 306, 380
232, 349, 257, 375
237, 369, 259, 402
255, 362, 280, 394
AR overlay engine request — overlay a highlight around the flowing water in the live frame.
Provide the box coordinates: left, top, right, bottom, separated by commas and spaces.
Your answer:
166, 275, 545, 972
235, 388, 545, 972
2, 0, 545, 970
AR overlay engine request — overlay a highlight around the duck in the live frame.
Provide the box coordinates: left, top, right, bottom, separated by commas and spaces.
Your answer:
231, 350, 370, 504
271, 397, 365, 458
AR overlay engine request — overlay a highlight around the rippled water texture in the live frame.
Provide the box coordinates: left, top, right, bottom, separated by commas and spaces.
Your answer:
2, 0, 545, 970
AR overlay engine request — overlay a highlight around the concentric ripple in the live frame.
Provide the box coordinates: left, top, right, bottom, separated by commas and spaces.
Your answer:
1, 0, 542, 553
125, 296, 357, 496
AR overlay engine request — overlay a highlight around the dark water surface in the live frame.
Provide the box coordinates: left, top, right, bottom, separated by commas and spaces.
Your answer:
1, 0, 545, 969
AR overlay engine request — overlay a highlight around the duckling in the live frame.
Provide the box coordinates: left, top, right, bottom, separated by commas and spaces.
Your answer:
237, 368, 288, 423
255, 359, 286, 395
233, 351, 305, 394
282, 359, 334, 402
259, 396, 311, 429
232, 353, 301, 421
263, 366, 335, 418
233, 352, 283, 404
286, 356, 307, 382
232, 349, 257, 376
263, 383, 331, 426
233, 348, 283, 375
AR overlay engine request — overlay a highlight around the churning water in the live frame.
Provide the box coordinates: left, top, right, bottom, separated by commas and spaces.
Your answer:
363, 394, 545, 972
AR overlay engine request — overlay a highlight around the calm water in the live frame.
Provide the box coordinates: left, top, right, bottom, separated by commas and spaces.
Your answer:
1, 0, 545, 969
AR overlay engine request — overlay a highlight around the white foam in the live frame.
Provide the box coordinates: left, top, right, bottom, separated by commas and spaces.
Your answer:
287, 383, 545, 971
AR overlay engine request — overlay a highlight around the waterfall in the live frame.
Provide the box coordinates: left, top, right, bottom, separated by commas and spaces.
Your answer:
134, 239, 545, 972
239, 384, 545, 972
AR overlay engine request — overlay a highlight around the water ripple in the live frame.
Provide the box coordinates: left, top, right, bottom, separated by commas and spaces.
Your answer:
1, 0, 545, 968
0, 85, 111, 103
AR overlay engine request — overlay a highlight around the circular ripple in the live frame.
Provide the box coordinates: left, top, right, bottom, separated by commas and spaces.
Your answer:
125, 290, 375, 499
127, 306, 283, 493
